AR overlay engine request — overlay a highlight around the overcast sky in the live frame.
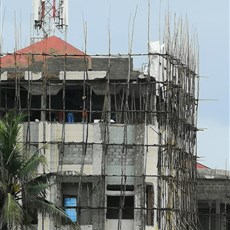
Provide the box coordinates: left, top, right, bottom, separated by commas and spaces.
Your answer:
0, 0, 229, 169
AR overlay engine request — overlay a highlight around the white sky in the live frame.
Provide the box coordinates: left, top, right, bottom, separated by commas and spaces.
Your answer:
0, 0, 229, 169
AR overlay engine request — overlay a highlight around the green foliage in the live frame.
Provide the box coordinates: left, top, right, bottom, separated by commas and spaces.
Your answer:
2, 193, 24, 229
0, 112, 78, 229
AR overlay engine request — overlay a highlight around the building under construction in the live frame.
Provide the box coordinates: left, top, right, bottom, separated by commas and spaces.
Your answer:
0, 1, 200, 229
197, 164, 230, 230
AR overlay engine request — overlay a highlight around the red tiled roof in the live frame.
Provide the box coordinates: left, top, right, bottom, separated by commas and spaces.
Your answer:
0, 36, 89, 68
197, 162, 209, 169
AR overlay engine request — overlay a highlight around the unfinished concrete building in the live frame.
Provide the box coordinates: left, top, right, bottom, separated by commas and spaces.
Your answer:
0, 34, 199, 230
197, 165, 230, 230
0, 2, 200, 227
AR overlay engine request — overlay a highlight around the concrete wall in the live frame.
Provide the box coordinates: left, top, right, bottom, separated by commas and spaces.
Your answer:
146, 125, 159, 228
106, 144, 135, 185
62, 144, 93, 164
91, 58, 139, 80
2, 57, 139, 80
197, 178, 230, 202
197, 176, 230, 230
105, 220, 134, 230
21, 122, 160, 230
108, 125, 135, 144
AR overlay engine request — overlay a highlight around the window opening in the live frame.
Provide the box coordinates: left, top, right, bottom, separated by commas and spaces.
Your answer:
62, 183, 92, 225
106, 195, 134, 219
146, 184, 154, 226
63, 196, 78, 222
106, 185, 134, 220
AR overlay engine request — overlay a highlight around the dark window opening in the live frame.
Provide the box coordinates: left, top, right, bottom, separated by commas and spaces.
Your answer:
146, 185, 154, 226
107, 185, 134, 191
0, 80, 160, 125
0, 87, 15, 111
106, 195, 134, 219
30, 95, 41, 121
91, 91, 104, 121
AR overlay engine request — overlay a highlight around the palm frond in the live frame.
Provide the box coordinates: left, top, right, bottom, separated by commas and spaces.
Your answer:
0, 113, 79, 229
5, 146, 20, 166
20, 154, 47, 180
22, 211, 36, 226
0, 112, 23, 148
0, 180, 7, 192
26, 183, 55, 196
23, 172, 56, 187
32, 197, 79, 229
2, 193, 24, 228
0, 112, 24, 176
0, 181, 7, 209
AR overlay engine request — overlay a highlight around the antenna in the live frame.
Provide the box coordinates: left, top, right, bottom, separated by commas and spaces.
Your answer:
33, 0, 68, 39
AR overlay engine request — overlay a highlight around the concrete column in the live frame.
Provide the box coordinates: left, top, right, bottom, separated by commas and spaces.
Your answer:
92, 124, 106, 230
41, 69, 47, 121
216, 199, 220, 230
134, 124, 145, 230
92, 179, 105, 230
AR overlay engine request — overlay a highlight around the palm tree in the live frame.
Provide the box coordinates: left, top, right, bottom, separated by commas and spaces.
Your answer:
0, 112, 77, 230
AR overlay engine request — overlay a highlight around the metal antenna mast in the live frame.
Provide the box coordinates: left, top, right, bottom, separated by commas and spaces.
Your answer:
33, 0, 68, 39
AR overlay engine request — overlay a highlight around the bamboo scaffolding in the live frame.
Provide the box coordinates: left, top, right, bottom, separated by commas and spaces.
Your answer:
0, 7, 201, 229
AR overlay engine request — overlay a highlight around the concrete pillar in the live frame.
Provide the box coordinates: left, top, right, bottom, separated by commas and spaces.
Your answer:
216, 199, 220, 230
92, 179, 105, 230
92, 124, 106, 230
134, 124, 145, 230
